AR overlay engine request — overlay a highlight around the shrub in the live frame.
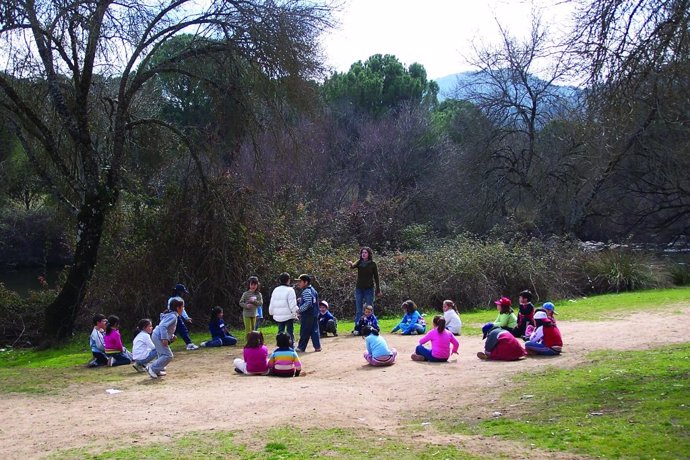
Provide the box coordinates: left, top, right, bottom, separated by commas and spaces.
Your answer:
670, 263, 690, 286
0, 283, 55, 347
578, 250, 671, 293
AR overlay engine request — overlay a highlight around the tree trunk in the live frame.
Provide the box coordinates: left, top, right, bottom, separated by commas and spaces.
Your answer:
42, 194, 107, 342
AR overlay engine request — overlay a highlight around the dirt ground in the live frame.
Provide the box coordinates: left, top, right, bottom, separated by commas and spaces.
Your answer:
1, 305, 688, 459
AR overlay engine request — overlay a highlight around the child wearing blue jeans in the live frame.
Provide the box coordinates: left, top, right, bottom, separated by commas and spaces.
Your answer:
201, 306, 238, 347
391, 300, 426, 335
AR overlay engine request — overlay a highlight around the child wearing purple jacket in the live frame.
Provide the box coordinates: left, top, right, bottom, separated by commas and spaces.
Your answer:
411, 316, 459, 362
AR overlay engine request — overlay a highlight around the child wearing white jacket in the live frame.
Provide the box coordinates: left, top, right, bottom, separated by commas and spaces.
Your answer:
132, 318, 157, 373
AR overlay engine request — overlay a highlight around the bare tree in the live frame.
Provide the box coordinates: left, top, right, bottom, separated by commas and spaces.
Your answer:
567, 0, 690, 238
0, 0, 334, 341
461, 10, 579, 224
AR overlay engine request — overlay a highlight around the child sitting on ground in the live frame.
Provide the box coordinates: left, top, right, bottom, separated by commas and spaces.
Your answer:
515, 290, 536, 338
132, 318, 157, 373
267, 332, 302, 377
524, 303, 557, 339
477, 322, 527, 361
410, 315, 459, 362
354, 304, 379, 336
233, 331, 269, 375
201, 306, 238, 347
103, 315, 133, 366
391, 300, 426, 335
493, 296, 518, 336
318, 300, 338, 337
442, 300, 462, 335
87, 313, 108, 367
542, 302, 558, 325
362, 325, 397, 366
525, 311, 563, 356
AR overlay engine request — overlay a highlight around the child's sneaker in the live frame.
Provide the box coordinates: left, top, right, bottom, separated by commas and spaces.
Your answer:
186, 343, 200, 350
132, 362, 146, 373
147, 366, 158, 379
200, 341, 207, 347
158, 370, 167, 376
107, 356, 114, 366
351, 330, 360, 336
476, 351, 488, 360
410, 353, 425, 361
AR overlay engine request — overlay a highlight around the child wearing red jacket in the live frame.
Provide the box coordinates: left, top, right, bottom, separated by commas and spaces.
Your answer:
525, 311, 563, 355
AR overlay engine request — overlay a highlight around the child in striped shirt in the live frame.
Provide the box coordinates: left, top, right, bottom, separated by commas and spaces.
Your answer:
267, 332, 302, 377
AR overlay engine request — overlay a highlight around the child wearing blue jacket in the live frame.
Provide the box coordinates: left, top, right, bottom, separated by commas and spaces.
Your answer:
318, 300, 338, 337
354, 304, 379, 335
391, 300, 426, 335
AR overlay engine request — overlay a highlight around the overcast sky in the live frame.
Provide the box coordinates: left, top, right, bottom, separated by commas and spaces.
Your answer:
321, 0, 576, 80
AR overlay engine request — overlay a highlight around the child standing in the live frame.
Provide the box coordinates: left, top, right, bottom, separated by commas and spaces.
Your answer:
318, 300, 338, 337
87, 313, 108, 367
267, 332, 302, 377
515, 290, 536, 338
442, 300, 462, 335
525, 311, 563, 356
493, 296, 518, 336
354, 304, 379, 335
201, 306, 238, 347
233, 331, 269, 375
362, 325, 396, 366
411, 316, 459, 362
239, 276, 263, 336
477, 322, 527, 360
269, 272, 299, 345
168, 283, 200, 350
296, 274, 321, 353
391, 300, 426, 335
148, 297, 184, 379
103, 315, 133, 366
132, 318, 157, 372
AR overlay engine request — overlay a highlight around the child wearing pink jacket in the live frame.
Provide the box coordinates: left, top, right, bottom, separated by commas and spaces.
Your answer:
411, 315, 459, 362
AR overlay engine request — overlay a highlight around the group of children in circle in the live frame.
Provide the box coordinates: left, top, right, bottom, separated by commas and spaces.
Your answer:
87, 277, 563, 379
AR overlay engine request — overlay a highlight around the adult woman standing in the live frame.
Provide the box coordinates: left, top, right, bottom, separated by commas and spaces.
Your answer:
347, 247, 381, 333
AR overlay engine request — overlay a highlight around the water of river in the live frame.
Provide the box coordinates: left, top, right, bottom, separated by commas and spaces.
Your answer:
0, 266, 64, 297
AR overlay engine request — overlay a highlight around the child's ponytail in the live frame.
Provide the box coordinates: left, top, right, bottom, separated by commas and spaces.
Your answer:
105, 315, 119, 335
133, 318, 152, 341
434, 315, 446, 333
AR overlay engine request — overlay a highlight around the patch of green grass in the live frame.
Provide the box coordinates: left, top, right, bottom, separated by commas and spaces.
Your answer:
449, 286, 690, 335
52, 426, 480, 459
444, 343, 690, 459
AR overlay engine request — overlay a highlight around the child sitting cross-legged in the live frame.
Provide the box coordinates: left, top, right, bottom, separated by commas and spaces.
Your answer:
362, 325, 396, 366
267, 332, 303, 377
525, 311, 563, 356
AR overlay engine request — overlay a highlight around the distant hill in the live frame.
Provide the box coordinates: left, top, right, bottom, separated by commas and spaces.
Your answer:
433, 70, 581, 103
